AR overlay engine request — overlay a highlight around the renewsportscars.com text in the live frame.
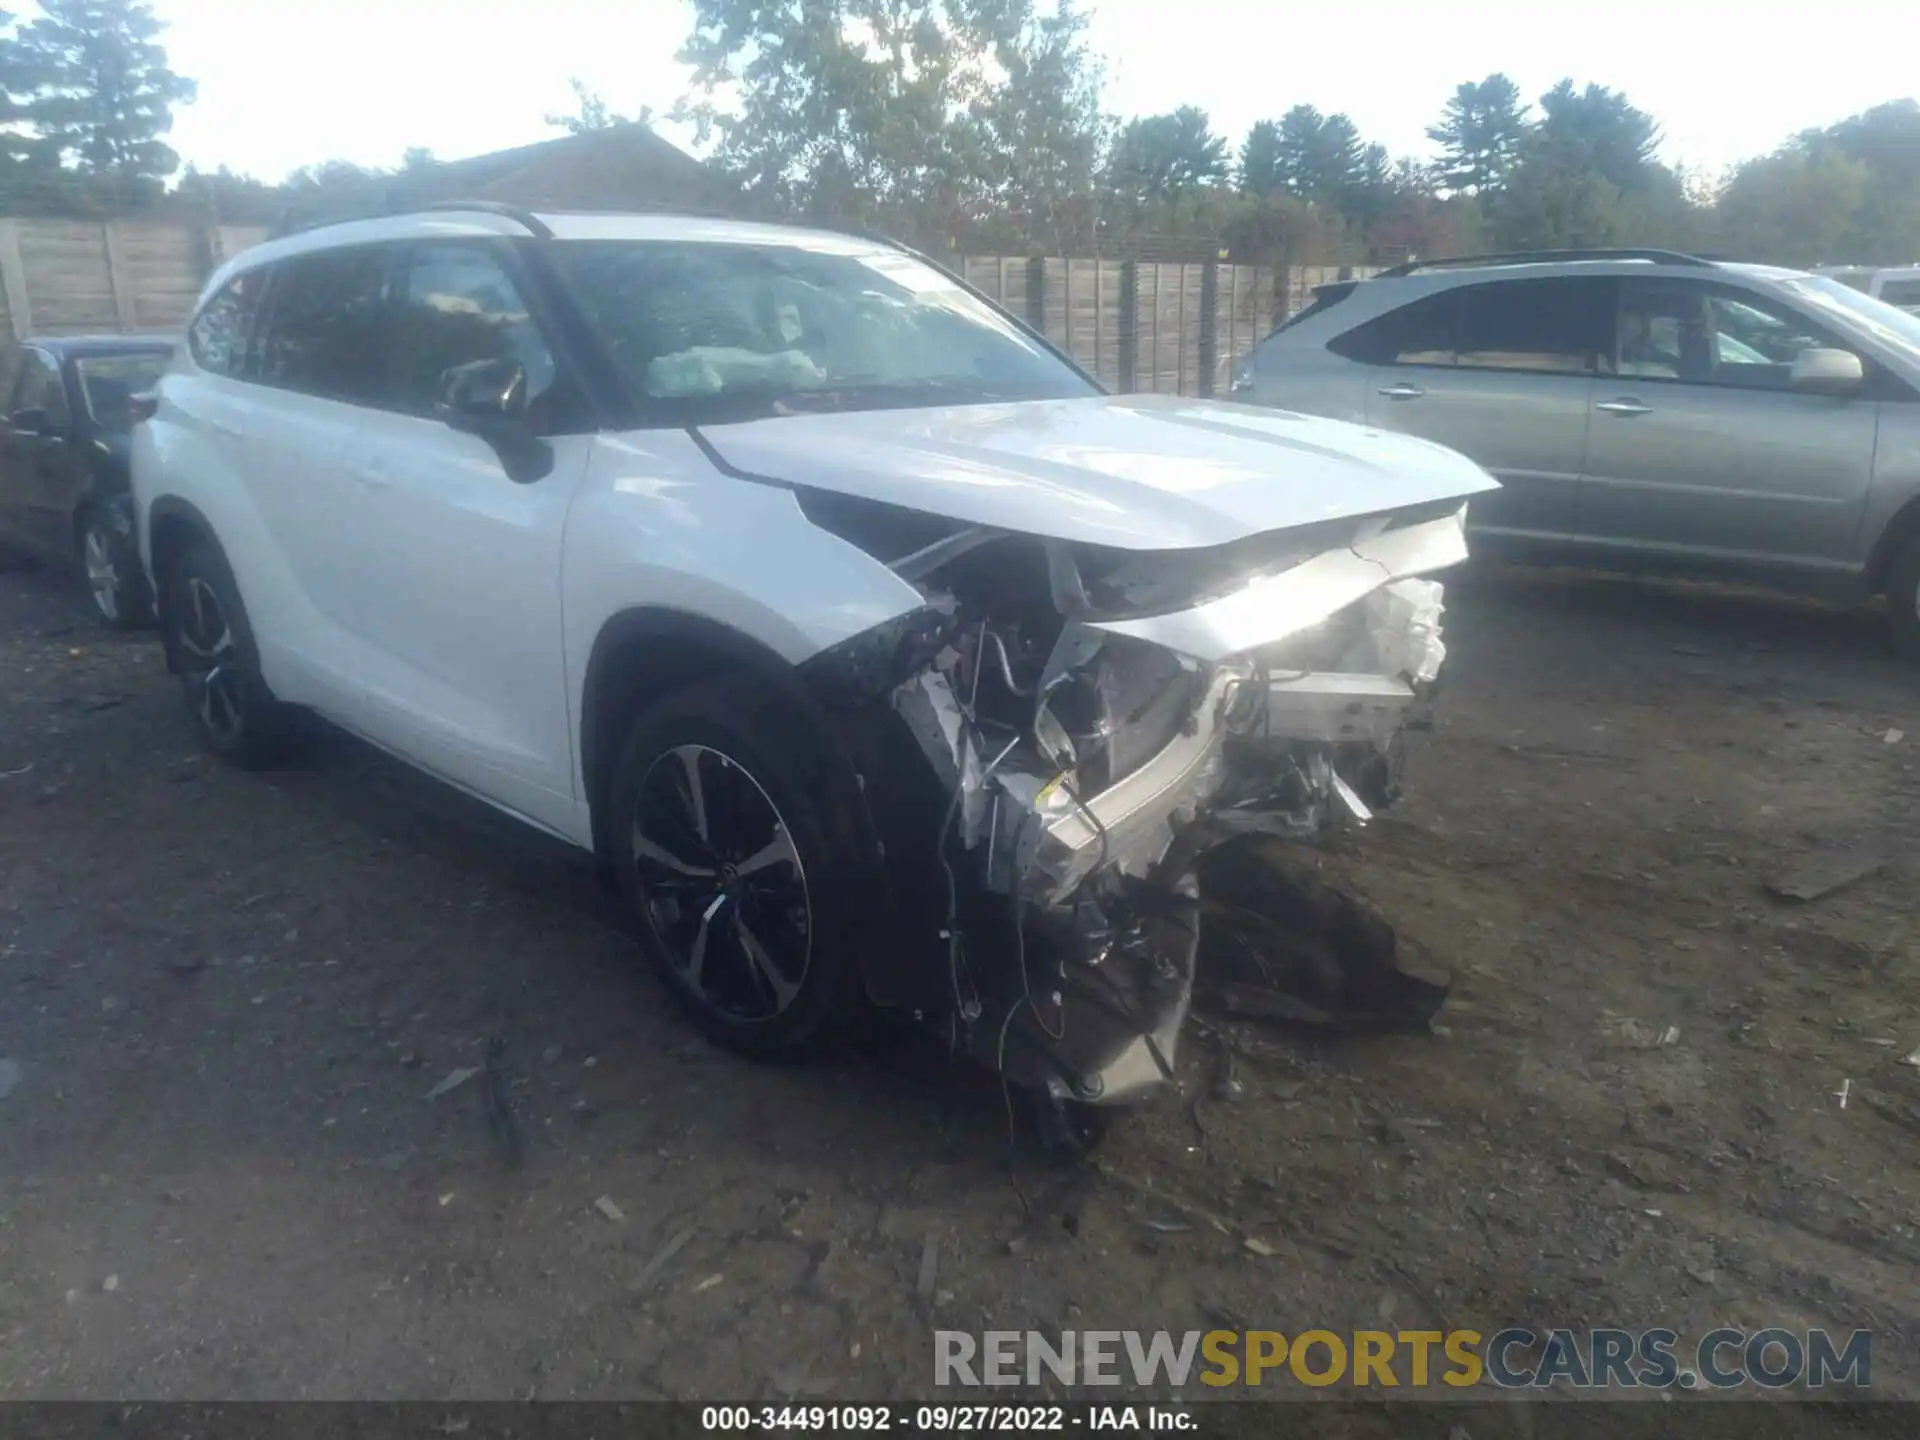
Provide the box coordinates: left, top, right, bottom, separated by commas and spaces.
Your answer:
933, 1328, 1873, 1390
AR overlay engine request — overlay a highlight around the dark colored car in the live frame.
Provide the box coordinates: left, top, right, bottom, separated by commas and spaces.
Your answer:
0, 334, 176, 627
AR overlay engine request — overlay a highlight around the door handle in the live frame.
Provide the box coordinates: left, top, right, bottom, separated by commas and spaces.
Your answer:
1596, 399, 1653, 417
347, 462, 393, 490
1377, 382, 1425, 400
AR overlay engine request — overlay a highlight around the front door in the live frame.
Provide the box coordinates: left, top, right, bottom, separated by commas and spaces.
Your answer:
1356, 277, 1611, 541
1575, 279, 1879, 574
336, 239, 591, 838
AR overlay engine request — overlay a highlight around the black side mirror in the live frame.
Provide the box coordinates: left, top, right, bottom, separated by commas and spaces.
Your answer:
9, 406, 52, 437
433, 358, 553, 484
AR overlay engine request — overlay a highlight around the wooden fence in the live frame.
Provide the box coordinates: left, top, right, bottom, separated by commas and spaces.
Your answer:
0, 218, 269, 340
958, 256, 1381, 397
0, 216, 1379, 399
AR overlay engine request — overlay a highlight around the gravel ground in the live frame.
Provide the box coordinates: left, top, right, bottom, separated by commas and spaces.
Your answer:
1, 551, 1917, 1410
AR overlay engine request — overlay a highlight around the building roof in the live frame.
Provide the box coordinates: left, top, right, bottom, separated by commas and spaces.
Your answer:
275, 124, 744, 233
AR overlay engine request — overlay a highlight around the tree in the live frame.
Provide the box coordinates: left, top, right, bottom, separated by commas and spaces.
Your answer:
1107, 106, 1227, 199
1487, 80, 1677, 249
1270, 105, 1363, 201
545, 78, 654, 135
1238, 119, 1282, 197
677, 0, 1105, 246
1425, 74, 1528, 196
7, 0, 194, 201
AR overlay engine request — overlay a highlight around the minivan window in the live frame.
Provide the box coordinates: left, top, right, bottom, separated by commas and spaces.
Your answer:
387, 244, 557, 418
189, 269, 267, 378
256, 247, 392, 402
1325, 290, 1459, 366
1455, 279, 1610, 374
548, 239, 1095, 421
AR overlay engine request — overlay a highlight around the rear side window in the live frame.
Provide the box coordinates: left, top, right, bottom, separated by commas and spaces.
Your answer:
14, 349, 70, 429
256, 246, 392, 403
1456, 278, 1611, 374
1328, 291, 1460, 366
189, 269, 267, 378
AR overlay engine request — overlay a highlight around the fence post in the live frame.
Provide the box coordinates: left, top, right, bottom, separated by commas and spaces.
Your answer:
1026, 255, 1046, 334
1117, 260, 1138, 394
1198, 261, 1219, 399
102, 222, 139, 331
0, 220, 31, 339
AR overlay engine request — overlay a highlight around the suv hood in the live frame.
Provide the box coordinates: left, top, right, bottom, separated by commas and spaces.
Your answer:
694, 393, 1498, 550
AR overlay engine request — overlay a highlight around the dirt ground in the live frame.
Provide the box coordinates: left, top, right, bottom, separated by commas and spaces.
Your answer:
1, 549, 1917, 1408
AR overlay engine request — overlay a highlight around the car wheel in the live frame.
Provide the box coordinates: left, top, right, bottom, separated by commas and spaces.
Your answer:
162, 540, 295, 767
78, 505, 152, 629
608, 675, 868, 1059
1889, 532, 1920, 662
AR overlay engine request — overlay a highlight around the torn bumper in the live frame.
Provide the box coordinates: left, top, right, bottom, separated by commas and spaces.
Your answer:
849, 506, 1471, 1105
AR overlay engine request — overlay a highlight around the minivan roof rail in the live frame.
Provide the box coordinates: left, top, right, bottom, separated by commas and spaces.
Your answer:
1375, 248, 1713, 278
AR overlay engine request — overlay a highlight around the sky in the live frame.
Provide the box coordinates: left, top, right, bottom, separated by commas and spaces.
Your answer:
134, 0, 1919, 183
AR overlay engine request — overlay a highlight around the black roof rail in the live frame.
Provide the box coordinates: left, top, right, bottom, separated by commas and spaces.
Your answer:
1375, 247, 1713, 278
419, 199, 554, 237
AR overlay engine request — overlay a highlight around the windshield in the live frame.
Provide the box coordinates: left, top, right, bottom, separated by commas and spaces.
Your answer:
549, 240, 1097, 422
1877, 278, 1920, 310
75, 351, 171, 432
1780, 276, 1920, 358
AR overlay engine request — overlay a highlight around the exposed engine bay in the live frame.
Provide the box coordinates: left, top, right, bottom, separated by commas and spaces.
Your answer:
795, 489, 1468, 1112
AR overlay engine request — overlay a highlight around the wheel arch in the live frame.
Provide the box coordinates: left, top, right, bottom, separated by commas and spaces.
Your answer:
145, 496, 220, 672
1866, 493, 1920, 597
578, 606, 821, 867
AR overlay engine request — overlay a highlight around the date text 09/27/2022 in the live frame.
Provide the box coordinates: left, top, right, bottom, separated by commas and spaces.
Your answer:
700, 1406, 1194, 1432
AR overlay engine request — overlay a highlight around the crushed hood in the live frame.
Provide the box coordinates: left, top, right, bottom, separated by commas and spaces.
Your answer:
693, 394, 1499, 551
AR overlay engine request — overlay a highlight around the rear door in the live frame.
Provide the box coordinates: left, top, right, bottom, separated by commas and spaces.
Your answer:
1575, 279, 1879, 571
0, 347, 84, 556
332, 238, 591, 836
240, 244, 391, 702
1350, 276, 1609, 540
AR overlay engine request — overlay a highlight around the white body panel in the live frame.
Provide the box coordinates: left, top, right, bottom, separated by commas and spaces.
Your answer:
698, 395, 1498, 550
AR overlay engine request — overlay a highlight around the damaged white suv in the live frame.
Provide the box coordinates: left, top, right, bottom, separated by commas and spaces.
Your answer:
132, 205, 1496, 1122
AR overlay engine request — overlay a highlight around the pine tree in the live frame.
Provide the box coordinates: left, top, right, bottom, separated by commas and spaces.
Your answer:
9, 0, 195, 202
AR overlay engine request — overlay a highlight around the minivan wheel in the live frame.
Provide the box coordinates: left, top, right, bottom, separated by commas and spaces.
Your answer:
608, 676, 867, 1059
163, 541, 295, 766
1889, 533, 1920, 663
79, 506, 152, 629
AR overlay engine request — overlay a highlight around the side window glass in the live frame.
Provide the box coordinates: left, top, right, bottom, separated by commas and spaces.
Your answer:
189, 269, 267, 378
1328, 291, 1458, 366
1457, 279, 1609, 374
1618, 282, 1708, 380
14, 351, 70, 429
1706, 294, 1836, 391
387, 245, 557, 418
256, 247, 392, 402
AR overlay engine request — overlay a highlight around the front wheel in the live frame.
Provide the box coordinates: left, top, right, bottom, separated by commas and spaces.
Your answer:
79, 504, 152, 629
608, 675, 870, 1059
1888, 532, 1920, 663
161, 540, 296, 767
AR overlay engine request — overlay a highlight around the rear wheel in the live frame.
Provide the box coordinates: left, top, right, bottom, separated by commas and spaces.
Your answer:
78, 504, 152, 629
162, 540, 296, 766
608, 675, 869, 1058
1889, 533, 1920, 663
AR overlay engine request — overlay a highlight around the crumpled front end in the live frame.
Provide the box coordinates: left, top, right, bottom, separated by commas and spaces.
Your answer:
798, 495, 1470, 1108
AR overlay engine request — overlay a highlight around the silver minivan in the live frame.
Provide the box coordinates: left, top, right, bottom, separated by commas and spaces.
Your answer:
1234, 248, 1920, 655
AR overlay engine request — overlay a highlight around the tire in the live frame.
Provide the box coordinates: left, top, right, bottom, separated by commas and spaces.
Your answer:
78, 503, 153, 629
608, 674, 870, 1059
1888, 532, 1920, 663
161, 539, 296, 767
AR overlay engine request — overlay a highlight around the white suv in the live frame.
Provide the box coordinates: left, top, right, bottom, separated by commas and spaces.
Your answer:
133, 204, 1495, 1117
